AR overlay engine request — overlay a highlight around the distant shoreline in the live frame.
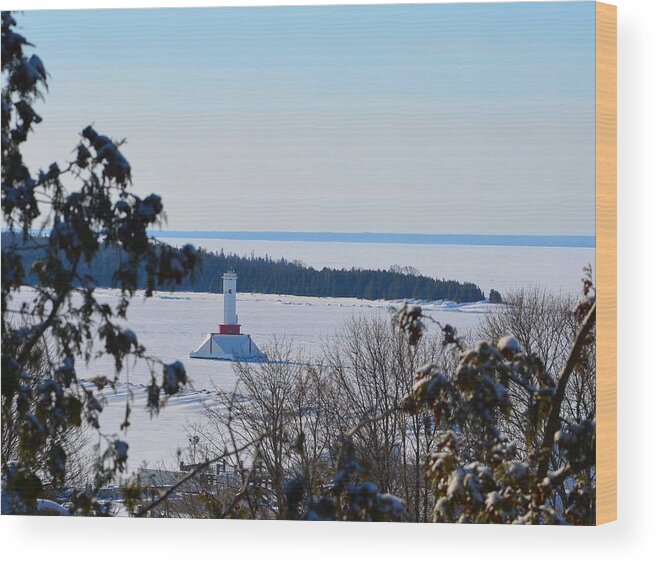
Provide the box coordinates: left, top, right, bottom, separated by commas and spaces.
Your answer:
4, 229, 595, 248
152, 231, 595, 249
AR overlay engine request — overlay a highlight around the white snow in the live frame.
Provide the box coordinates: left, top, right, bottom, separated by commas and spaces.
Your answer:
485, 491, 501, 509
497, 335, 521, 354
506, 460, 530, 481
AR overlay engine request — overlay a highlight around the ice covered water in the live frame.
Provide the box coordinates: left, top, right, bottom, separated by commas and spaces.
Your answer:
81, 289, 493, 469
10, 240, 594, 469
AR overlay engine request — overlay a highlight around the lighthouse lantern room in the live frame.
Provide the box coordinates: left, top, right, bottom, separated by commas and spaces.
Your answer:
190, 270, 265, 361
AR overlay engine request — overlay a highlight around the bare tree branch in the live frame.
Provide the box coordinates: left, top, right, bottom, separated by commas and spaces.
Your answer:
537, 300, 596, 478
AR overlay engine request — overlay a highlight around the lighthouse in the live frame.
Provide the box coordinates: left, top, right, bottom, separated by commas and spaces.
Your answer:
190, 270, 265, 361
219, 271, 240, 334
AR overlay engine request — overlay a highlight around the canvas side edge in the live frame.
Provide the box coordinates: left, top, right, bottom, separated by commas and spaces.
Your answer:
595, 1, 617, 525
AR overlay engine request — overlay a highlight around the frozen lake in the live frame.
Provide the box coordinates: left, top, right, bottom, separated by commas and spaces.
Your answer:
81, 289, 493, 470
11, 287, 495, 471
10, 239, 594, 472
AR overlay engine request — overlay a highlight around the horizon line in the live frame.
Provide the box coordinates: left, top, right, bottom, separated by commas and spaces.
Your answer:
150, 230, 595, 249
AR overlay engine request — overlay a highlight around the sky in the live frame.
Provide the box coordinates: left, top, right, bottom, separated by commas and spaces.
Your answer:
19, 2, 596, 235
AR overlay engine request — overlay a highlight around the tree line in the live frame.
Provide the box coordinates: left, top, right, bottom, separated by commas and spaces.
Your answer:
4, 234, 487, 303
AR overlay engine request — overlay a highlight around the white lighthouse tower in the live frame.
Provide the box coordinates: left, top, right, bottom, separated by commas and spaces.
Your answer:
221, 271, 239, 333
190, 270, 265, 361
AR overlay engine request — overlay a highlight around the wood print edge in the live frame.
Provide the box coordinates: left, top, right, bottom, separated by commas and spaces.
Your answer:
595, 1, 617, 525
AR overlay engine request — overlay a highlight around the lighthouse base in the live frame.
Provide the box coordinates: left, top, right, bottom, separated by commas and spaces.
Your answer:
189, 332, 266, 362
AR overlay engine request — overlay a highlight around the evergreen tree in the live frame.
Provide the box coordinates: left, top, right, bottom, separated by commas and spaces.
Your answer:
1, 12, 196, 514
489, 289, 503, 303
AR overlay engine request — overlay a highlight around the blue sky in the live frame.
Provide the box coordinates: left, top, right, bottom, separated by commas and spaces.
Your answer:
19, 2, 596, 235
